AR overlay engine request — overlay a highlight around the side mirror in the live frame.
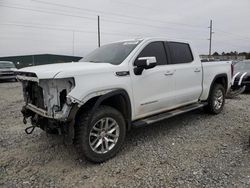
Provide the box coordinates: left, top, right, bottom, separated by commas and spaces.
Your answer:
134, 56, 157, 75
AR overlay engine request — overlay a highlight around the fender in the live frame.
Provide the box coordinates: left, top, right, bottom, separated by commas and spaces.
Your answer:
207, 73, 228, 99
89, 89, 132, 130
66, 89, 132, 139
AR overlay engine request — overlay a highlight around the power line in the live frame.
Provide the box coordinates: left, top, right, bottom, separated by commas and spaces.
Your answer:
32, 0, 207, 29
215, 29, 250, 41
113, 0, 164, 12
214, 40, 250, 50
0, 21, 210, 50
215, 33, 250, 43
0, 4, 97, 21
1, 2, 249, 51
2, 23, 249, 52
1, 21, 209, 41
1, 23, 93, 33
31, 1, 250, 43
0, 4, 195, 32
0, 22, 148, 37
102, 18, 178, 31
0, 3, 209, 37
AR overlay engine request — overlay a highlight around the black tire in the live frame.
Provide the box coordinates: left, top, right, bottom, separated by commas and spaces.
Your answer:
75, 105, 126, 163
204, 83, 226, 114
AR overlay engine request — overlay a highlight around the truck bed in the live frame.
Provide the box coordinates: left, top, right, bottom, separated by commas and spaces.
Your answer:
200, 61, 232, 100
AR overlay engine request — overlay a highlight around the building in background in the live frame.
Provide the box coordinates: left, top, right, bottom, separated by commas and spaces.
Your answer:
0, 54, 82, 69
200, 55, 246, 62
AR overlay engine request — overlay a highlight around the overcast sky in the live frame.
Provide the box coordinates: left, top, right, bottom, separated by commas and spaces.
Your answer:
0, 0, 250, 57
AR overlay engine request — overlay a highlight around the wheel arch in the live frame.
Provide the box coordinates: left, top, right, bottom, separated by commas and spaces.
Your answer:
75, 89, 132, 131
207, 73, 228, 99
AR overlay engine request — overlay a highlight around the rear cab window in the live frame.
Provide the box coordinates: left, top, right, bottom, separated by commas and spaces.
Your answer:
166, 42, 194, 64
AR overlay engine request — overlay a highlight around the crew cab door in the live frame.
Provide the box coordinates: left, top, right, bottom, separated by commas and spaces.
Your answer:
166, 42, 202, 106
130, 41, 176, 119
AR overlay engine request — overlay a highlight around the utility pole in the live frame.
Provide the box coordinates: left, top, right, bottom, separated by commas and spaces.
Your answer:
98, 15, 100, 47
32, 55, 35, 66
208, 20, 214, 57
72, 31, 75, 56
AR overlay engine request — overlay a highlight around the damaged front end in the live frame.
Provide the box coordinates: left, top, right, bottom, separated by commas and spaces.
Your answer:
17, 72, 78, 143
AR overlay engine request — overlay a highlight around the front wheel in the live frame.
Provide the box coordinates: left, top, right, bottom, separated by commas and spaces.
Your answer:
204, 83, 226, 114
75, 105, 126, 163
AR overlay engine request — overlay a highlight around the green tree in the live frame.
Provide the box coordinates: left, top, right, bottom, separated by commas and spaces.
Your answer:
213, 52, 219, 56
246, 53, 250, 59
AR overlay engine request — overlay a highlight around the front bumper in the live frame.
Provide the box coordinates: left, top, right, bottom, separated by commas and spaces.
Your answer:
22, 103, 73, 121
0, 70, 16, 79
0, 75, 16, 80
22, 104, 78, 143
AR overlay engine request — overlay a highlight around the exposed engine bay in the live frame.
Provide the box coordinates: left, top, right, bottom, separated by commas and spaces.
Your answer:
17, 72, 76, 136
21, 78, 75, 119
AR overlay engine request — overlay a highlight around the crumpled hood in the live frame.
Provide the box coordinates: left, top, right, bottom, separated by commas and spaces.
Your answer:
17, 62, 116, 79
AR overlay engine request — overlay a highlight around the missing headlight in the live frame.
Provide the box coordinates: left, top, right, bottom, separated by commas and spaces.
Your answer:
59, 89, 67, 110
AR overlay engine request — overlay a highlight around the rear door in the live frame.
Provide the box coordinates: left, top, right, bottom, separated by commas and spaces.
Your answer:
165, 42, 202, 106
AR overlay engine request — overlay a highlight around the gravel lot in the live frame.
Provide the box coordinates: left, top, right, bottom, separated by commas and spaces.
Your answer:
0, 82, 249, 188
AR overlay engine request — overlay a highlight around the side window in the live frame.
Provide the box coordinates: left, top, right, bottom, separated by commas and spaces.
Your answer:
167, 42, 194, 64
137, 42, 168, 65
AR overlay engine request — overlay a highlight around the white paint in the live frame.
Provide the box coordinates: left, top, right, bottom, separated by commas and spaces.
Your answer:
17, 38, 232, 121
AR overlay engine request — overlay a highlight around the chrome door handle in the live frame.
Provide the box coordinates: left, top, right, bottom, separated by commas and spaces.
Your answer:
194, 68, 201, 72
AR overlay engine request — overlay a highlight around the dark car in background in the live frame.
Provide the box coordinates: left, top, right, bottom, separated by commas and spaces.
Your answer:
0, 61, 17, 81
231, 60, 250, 91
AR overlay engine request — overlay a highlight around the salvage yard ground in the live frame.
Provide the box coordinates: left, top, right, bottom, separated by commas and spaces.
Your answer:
0, 82, 250, 188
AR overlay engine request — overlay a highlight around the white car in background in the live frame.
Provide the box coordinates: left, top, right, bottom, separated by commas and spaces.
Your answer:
0, 61, 17, 81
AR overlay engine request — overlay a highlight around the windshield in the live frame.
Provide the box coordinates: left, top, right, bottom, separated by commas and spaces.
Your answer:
80, 40, 141, 65
235, 60, 250, 72
0, 62, 15, 69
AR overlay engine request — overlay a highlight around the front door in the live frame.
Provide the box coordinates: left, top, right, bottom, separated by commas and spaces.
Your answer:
130, 41, 176, 119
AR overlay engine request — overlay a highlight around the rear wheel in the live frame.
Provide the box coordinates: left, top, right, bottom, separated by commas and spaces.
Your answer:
205, 83, 226, 114
75, 105, 126, 163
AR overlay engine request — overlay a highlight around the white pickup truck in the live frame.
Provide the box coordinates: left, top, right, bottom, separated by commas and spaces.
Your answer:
16, 38, 232, 162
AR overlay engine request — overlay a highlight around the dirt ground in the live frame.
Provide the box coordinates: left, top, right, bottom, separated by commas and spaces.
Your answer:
0, 82, 249, 188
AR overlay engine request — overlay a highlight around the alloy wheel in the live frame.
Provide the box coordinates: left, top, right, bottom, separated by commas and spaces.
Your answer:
89, 117, 120, 154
